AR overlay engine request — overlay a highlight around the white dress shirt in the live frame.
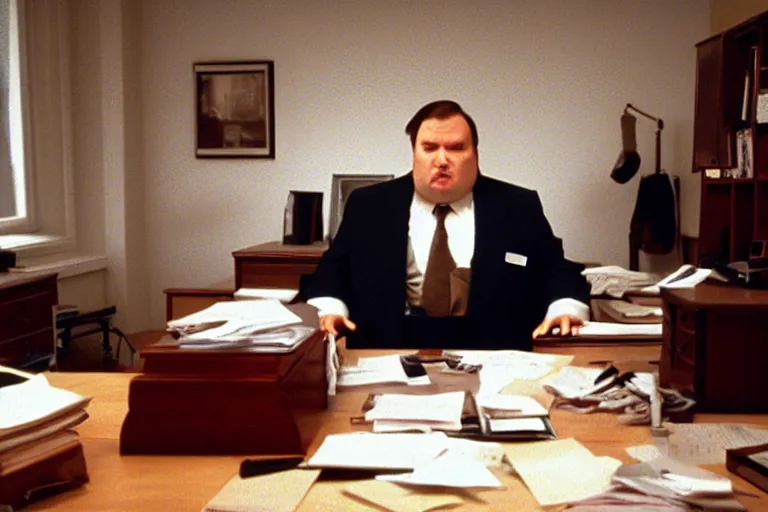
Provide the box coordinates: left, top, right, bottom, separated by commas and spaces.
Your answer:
308, 192, 588, 323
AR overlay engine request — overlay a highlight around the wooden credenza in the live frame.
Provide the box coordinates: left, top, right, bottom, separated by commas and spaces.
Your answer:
0, 272, 58, 368
165, 241, 328, 321
232, 240, 327, 289
660, 282, 768, 413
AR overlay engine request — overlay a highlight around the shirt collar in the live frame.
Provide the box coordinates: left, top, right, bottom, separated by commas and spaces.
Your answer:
412, 191, 473, 215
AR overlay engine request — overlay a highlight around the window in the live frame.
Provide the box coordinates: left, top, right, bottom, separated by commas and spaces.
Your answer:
0, 0, 29, 232
0, 0, 75, 255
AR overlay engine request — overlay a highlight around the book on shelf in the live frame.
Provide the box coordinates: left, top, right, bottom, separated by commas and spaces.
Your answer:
736, 128, 754, 179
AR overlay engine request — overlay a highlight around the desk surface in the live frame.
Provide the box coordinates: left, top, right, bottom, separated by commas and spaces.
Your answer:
36, 345, 768, 511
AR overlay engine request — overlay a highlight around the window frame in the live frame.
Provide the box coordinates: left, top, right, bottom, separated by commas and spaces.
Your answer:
0, 0, 75, 257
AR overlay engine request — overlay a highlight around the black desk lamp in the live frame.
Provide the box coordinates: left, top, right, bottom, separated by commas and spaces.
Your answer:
610, 103, 678, 270
611, 103, 664, 184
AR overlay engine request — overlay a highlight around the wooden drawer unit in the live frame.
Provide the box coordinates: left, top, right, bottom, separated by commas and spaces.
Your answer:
232, 241, 327, 290
0, 272, 58, 368
660, 283, 768, 413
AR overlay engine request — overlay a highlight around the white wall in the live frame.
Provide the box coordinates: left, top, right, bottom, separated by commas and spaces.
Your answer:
71, 0, 710, 330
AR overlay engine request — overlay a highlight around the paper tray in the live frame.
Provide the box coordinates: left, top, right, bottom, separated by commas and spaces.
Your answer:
726, 443, 768, 493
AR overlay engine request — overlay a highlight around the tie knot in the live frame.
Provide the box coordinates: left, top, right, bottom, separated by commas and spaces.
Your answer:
433, 204, 452, 221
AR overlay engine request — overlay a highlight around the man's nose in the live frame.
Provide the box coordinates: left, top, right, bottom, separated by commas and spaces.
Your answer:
435, 148, 447, 167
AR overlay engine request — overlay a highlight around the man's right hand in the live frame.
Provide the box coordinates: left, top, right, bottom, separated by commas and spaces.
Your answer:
319, 314, 357, 337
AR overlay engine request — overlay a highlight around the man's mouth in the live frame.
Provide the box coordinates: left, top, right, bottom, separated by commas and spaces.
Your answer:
431, 171, 451, 183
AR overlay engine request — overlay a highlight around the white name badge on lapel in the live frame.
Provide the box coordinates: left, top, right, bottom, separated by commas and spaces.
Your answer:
505, 252, 528, 267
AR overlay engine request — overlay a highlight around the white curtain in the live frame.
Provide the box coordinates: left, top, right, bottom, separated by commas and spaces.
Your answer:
0, 0, 16, 219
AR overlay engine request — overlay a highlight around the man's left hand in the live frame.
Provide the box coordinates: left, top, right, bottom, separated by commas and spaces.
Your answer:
532, 315, 585, 338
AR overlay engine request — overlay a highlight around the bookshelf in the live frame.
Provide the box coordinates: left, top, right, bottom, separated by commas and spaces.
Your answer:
693, 11, 768, 266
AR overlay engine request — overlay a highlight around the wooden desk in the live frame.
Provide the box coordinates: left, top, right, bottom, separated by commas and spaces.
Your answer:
0, 272, 58, 368
37, 343, 768, 511
232, 240, 327, 289
660, 282, 768, 413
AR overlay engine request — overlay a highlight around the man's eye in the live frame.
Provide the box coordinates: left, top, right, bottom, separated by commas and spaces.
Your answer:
422, 144, 438, 152
448, 144, 465, 151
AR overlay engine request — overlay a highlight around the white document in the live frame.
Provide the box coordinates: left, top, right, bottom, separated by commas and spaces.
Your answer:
0, 373, 91, 435
578, 321, 662, 337
377, 451, 504, 489
365, 392, 464, 432
641, 264, 712, 294
475, 394, 549, 418
179, 325, 314, 349
606, 300, 662, 318
581, 265, 660, 298
540, 366, 615, 399
234, 287, 299, 303
304, 432, 449, 470
168, 300, 303, 343
337, 354, 431, 387
447, 350, 572, 396
487, 417, 549, 433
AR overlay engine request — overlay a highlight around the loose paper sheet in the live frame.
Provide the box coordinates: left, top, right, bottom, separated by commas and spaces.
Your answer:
202, 469, 320, 512
377, 451, 503, 489
304, 432, 449, 470
504, 438, 621, 506
666, 422, 768, 465
343, 480, 464, 512
447, 350, 572, 396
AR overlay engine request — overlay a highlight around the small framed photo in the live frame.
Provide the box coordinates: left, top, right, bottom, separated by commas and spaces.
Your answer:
329, 174, 394, 241
194, 61, 275, 158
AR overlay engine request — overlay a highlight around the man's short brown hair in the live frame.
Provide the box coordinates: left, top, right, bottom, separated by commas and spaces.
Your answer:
405, 100, 479, 149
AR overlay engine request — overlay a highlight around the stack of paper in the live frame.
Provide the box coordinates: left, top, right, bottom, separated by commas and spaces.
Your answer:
365, 392, 465, 432
166, 300, 307, 349
475, 394, 553, 435
0, 366, 91, 506
581, 266, 660, 298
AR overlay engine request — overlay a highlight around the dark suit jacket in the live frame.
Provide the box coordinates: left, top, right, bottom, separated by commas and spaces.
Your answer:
306, 173, 590, 350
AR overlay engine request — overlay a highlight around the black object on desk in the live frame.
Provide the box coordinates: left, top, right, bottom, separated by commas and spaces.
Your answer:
239, 456, 304, 478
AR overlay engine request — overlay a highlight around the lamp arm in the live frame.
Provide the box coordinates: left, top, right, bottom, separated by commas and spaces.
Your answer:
625, 103, 664, 131
626, 103, 664, 174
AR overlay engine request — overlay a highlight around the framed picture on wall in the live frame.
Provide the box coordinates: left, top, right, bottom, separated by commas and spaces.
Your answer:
194, 61, 275, 158
329, 174, 394, 241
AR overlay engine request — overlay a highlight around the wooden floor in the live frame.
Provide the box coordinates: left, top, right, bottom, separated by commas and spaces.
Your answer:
52, 330, 164, 373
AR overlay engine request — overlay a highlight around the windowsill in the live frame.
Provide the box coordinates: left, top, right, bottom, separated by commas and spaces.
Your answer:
0, 233, 73, 257
1, 234, 107, 279
12, 253, 108, 279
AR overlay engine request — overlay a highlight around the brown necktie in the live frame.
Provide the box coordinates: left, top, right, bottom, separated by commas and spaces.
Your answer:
421, 204, 456, 317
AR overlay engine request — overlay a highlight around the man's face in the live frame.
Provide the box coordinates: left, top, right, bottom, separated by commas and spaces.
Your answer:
412, 114, 478, 204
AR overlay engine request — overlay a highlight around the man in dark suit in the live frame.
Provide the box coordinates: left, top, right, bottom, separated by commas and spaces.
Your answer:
306, 100, 590, 350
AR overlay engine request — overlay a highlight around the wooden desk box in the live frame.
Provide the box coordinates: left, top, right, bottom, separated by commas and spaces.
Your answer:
120, 305, 328, 455
660, 283, 768, 413
232, 241, 327, 290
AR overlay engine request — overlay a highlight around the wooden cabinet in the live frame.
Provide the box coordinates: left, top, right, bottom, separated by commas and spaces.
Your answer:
232, 241, 327, 290
660, 283, 768, 413
693, 14, 768, 266
0, 272, 58, 368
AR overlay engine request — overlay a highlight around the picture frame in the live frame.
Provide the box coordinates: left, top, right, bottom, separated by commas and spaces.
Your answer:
329, 174, 394, 241
194, 61, 275, 158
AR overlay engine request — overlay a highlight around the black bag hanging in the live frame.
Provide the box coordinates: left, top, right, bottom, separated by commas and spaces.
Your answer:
630, 173, 677, 254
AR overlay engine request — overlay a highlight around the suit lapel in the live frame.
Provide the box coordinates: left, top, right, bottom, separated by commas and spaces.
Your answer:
374, 174, 413, 307
468, 176, 511, 315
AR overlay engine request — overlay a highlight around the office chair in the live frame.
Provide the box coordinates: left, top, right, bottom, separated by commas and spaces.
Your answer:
56, 305, 135, 364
